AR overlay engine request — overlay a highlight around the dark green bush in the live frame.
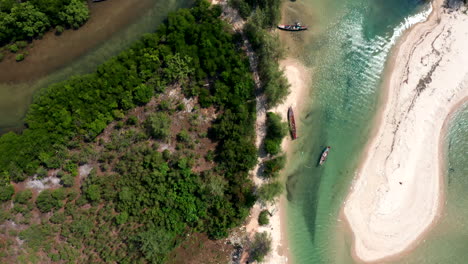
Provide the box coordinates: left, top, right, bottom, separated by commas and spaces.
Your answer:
263, 155, 285, 178
258, 210, 270, 226
249, 232, 272, 262
0, 184, 14, 202
264, 112, 287, 155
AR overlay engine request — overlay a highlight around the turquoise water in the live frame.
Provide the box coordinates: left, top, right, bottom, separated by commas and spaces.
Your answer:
283, 0, 431, 263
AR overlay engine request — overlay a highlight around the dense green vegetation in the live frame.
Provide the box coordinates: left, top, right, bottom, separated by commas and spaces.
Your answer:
231, 0, 290, 108
0, 1, 258, 262
0, 0, 90, 46
264, 112, 287, 155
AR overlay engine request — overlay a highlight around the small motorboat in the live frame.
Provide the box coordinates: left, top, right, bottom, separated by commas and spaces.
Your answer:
288, 107, 297, 140
277, 22, 308, 31
318, 146, 331, 166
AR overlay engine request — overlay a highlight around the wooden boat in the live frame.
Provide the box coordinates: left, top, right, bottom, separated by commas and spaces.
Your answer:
288, 107, 297, 140
277, 22, 308, 31
318, 146, 331, 166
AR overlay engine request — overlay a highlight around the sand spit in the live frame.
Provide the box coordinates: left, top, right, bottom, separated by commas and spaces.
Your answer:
343, 0, 468, 262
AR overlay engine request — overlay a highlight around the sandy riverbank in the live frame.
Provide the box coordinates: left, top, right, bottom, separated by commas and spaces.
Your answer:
244, 58, 311, 264
343, 0, 468, 262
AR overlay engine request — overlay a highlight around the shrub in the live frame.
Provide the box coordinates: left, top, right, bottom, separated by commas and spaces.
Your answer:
257, 181, 283, 203
263, 155, 285, 178
0, 53, 4, 62
15, 53, 24, 61
0, 184, 15, 202
258, 210, 270, 226
264, 112, 287, 155
16, 41, 27, 49
249, 232, 272, 262
145, 112, 171, 140
176, 129, 190, 143
55, 25, 65, 35
126, 116, 138, 126
61, 173, 74, 187
14, 190, 33, 204
9, 44, 18, 53
229, 0, 251, 19
36, 190, 61, 213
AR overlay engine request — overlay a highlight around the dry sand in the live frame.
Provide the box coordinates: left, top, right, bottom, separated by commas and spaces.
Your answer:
244, 58, 311, 264
343, 0, 468, 262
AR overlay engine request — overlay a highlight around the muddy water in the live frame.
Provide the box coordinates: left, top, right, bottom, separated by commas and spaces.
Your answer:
0, 0, 191, 133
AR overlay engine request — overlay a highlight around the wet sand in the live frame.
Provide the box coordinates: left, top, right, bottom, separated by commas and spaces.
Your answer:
343, 0, 468, 262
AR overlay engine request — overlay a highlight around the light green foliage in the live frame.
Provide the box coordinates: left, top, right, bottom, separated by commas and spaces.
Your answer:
58, 0, 89, 29
249, 232, 272, 262
258, 181, 283, 203
9, 44, 18, 53
145, 112, 171, 140
14, 189, 33, 204
164, 53, 193, 83
15, 53, 24, 61
0, 184, 14, 202
258, 210, 270, 226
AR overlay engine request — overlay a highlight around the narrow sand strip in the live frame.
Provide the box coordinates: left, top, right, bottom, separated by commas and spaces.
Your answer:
246, 58, 311, 264
344, 1, 468, 262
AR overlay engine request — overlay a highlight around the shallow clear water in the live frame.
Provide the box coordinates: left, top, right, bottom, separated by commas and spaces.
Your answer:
282, 0, 431, 263
0, 0, 191, 133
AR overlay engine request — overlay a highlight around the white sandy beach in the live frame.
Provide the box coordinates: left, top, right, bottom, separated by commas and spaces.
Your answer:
344, 0, 468, 262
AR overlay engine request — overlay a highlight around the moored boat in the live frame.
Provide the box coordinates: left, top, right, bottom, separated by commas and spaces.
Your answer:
288, 107, 297, 140
318, 146, 331, 166
277, 22, 308, 31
